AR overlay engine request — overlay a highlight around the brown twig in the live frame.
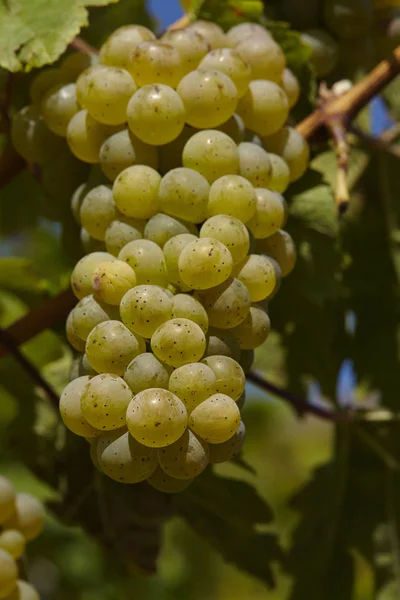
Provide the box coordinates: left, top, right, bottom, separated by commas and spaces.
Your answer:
69, 37, 99, 55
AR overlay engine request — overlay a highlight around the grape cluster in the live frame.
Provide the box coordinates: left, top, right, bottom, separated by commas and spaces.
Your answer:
12, 19, 309, 493
0, 476, 44, 600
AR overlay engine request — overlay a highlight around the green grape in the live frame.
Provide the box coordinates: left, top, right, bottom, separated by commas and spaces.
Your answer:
119, 239, 168, 287
81, 373, 132, 430
199, 48, 251, 98
113, 165, 161, 219
238, 142, 272, 188
66, 312, 86, 352
202, 355, 245, 401
233, 304, 270, 349
100, 129, 158, 181
29, 68, 65, 105
124, 353, 171, 393
151, 318, 206, 367
236, 37, 285, 83
120, 285, 173, 338
61, 52, 98, 80
161, 29, 210, 76
99, 24, 156, 70
158, 168, 210, 224
144, 213, 198, 248
237, 80, 289, 137
171, 294, 209, 333
247, 188, 287, 239
267, 153, 290, 193
40, 83, 79, 137
85, 320, 144, 375
216, 113, 245, 143
60, 375, 102, 437
6, 580, 40, 600
163, 234, 198, 285
0, 548, 17, 598
158, 125, 197, 175
11, 105, 65, 164
182, 129, 240, 183
256, 229, 297, 276
0, 530, 25, 560
262, 127, 310, 182
71, 251, 116, 299
209, 420, 245, 463
92, 260, 137, 305
127, 84, 186, 145
76, 65, 136, 125
0, 477, 15, 525
188, 20, 227, 49
89, 437, 102, 471
204, 327, 241, 361
226, 22, 272, 47
76, 353, 97, 378
179, 238, 233, 290
126, 388, 188, 447
200, 215, 249, 264
80, 229, 106, 254
324, 0, 373, 39
207, 175, 257, 224
177, 68, 237, 128
148, 467, 193, 493
130, 41, 183, 87
105, 217, 145, 256
71, 183, 89, 224
97, 429, 157, 483
195, 277, 251, 329
4, 493, 45, 541
234, 254, 279, 302
300, 29, 339, 76
189, 393, 240, 443
79, 185, 116, 241
67, 110, 120, 164
280, 68, 300, 109
168, 362, 216, 412
158, 429, 209, 479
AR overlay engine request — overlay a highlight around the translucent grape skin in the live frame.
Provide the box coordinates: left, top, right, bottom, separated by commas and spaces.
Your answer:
11, 105, 65, 164
209, 420, 245, 464
148, 467, 193, 493
4, 493, 45, 541
163, 233, 198, 285
188, 20, 227, 50
118, 239, 168, 287
189, 393, 241, 443
40, 83, 79, 137
97, 429, 157, 483
124, 353, 171, 394
233, 304, 271, 349
200, 215, 250, 264
168, 362, 216, 412
195, 277, 251, 329
81, 373, 132, 430
100, 129, 158, 181
236, 36, 286, 83
281, 68, 300, 108
151, 318, 206, 368
129, 41, 183, 87
126, 388, 188, 448
105, 217, 145, 256
80, 185, 116, 241
234, 254, 279, 302
0, 548, 17, 598
178, 238, 233, 290
262, 127, 310, 182
71, 182, 89, 224
182, 129, 240, 183
202, 355, 245, 401
66, 312, 86, 353
0, 476, 15, 525
144, 213, 197, 248
171, 294, 209, 333
207, 175, 257, 224
29, 68, 66, 106
158, 167, 210, 224
301, 29, 339, 77
199, 48, 251, 98
158, 429, 210, 479
256, 229, 297, 276
120, 285, 173, 338
238, 142, 272, 188
113, 165, 161, 219
226, 22, 272, 47
161, 29, 210, 76
204, 327, 241, 361
60, 376, 101, 438
92, 260, 137, 305
85, 320, 144, 375
267, 153, 290, 193
216, 113, 245, 144
99, 24, 156, 70
247, 188, 287, 240
237, 80, 289, 137
80, 228, 106, 254
0, 529, 26, 560
71, 251, 116, 299
67, 109, 120, 164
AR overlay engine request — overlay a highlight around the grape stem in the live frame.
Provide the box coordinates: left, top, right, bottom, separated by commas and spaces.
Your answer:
69, 37, 98, 55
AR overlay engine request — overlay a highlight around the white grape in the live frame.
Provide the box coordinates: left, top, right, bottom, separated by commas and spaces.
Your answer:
97, 429, 157, 483
85, 320, 144, 375
200, 215, 249, 264
232, 304, 271, 349
158, 167, 210, 224
168, 362, 216, 412
226, 22, 272, 47
236, 36, 285, 82
70, 295, 118, 341
40, 83, 79, 136
182, 129, 240, 183
71, 251, 116, 299
256, 229, 297, 276
195, 277, 251, 329
202, 355, 245, 401
120, 285, 172, 338
113, 165, 161, 219
209, 421, 245, 463
233, 254, 279, 302
118, 239, 168, 287
0, 530, 25, 560
204, 327, 241, 361
178, 238, 233, 290
100, 129, 158, 181
267, 153, 290, 193
99, 24, 155, 70
262, 126, 310, 182
237, 80, 289, 137
161, 29, 210, 75
124, 353, 171, 394
92, 260, 137, 305
4, 493, 45, 541
171, 294, 209, 333
188, 20, 227, 49
105, 217, 145, 256
144, 213, 197, 248
163, 233, 198, 285
80, 185, 117, 241
60, 376, 100, 437
207, 174, 257, 223
0, 548, 17, 598
148, 467, 193, 493
199, 48, 251, 98
151, 318, 206, 368
81, 373, 132, 430
238, 142, 272, 188
67, 110, 119, 164
189, 393, 240, 443
130, 41, 183, 87
246, 188, 287, 239
158, 429, 209, 479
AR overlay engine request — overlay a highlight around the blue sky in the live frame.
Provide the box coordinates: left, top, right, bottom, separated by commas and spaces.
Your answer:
148, 0, 183, 30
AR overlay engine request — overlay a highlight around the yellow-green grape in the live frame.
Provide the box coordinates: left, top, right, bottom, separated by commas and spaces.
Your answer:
171, 294, 209, 334
237, 80, 289, 137
40, 83, 79, 137
29, 68, 65, 105
247, 188, 287, 239
71, 183, 89, 224
280, 68, 300, 109
209, 420, 245, 463
100, 129, 158, 181
0, 548, 17, 598
233, 304, 271, 349
105, 217, 145, 256
178, 238, 233, 290
202, 355, 245, 401
207, 175, 257, 224
126, 388, 188, 447
148, 467, 193, 493
199, 48, 251, 98
144, 214, 197, 248
234, 254, 279, 302
80, 229, 106, 253
66, 312, 86, 352
81, 373, 132, 430
85, 320, 144, 375
113, 165, 161, 219
124, 353, 171, 393
161, 29, 210, 76
188, 20, 227, 49
99, 24, 156, 70
11, 106, 65, 164
61, 52, 98, 81
168, 362, 216, 412
79, 185, 116, 241
182, 129, 240, 183
5, 580, 40, 600
177, 69, 237, 129
256, 229, 297, 276
0, 530, 25, 562
158, 429, 209, 479
120, 285, 173, 338
119, 239, 168, 287
159, 125, 197, 175
238, 142, 272, 188
267, 153, 290, 193
158, 167, 210, 224
216, 113, 245, 144
92, 260, 137, 305
60, 376, 101, 438
226, 22, 272, 47
97, 429, 157, 483
67, 110, 119, 164
163, 233, 197, 285
200, 215, 249, 264
127, 84, 186, 145
300, 29, 339, 77
4, 493, 45, 541
195, 278, 251, 329
76, 65, 136, 125
236, 36, 285, 82
262, 127, 310, 182
204, 327, 241, 361
239, 349, 254, 373
151, 318, 206, 368
130, 41, 183, 87
71, 251, 116, 299
189, 393, 240, 443
69, 353, 97, 380
71, 295, 119, 341
0, 477, 15, 525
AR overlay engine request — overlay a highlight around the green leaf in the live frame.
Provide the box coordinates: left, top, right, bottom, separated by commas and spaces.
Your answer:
0, 257, 48, 293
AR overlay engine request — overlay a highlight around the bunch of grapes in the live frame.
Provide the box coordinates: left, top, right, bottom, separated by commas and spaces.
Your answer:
0, 476, 45, 599
12, 19, 309, 493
